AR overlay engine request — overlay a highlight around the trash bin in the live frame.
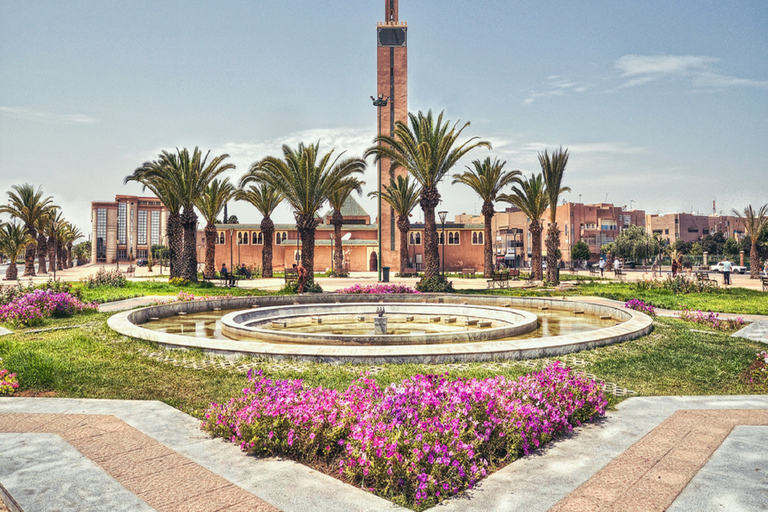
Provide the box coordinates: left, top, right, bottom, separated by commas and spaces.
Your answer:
382, 266, 390, 282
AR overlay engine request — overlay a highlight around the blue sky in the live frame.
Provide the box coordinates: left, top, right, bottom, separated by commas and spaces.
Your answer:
1, 0, 766, 234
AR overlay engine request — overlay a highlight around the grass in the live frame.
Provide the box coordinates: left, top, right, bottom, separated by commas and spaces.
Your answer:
73, 280, 276, 304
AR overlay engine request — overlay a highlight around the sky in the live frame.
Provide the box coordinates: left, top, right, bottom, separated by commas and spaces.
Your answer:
1, 0, 766, 236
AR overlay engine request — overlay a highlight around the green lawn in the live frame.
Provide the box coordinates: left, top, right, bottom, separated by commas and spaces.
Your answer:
74, 280, 276, 304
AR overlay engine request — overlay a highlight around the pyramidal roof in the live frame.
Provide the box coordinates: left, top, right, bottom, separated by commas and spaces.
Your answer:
323, 195, 370, 218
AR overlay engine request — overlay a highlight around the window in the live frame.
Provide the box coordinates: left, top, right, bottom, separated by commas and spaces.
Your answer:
137, 249, 148, 259
448, 231, 460, 245
218, 232, 225, 245
664, 229, 669, 235
117, 202, 126, 244
252, 232, 263, 245
471, 231, 483, 245
137, 211, 147, 245
118, 249, 127, 259
703, 229, 710, 235
150, 211, 160, 246
96, 208, 107, 261
237, 231, 248, 245
276, 231, 288, 244
409, 231, 422, 245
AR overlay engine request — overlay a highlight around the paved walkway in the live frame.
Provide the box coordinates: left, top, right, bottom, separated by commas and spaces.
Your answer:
1, 395, 766, 511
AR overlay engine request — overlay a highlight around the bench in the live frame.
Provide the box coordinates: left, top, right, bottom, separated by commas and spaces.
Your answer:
400, 268, 419, 277
589, 266, 600, 277
284, 268, 298, 284
613, 268, 626, 280
124, 265, 135, 278
487, 272, 510, 289
762, 276, 768, 292
219, 271, 238, 288
695, 272, 714, 283
461, 268, 476, 278
509, 268, 520, 280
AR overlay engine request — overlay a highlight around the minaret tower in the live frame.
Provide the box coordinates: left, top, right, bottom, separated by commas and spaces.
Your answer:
375, 0, 408, 273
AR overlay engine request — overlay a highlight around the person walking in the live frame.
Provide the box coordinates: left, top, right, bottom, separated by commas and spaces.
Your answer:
598, 257, 606, 277
613, 257, 621, 275
721, 258, 732, 285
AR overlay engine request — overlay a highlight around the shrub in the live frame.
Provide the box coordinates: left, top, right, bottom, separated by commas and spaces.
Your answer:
0, 289, 98, 327
624, 299, 656, 316
169, 277, 191, 286
0, 367, 19, 395
337, 284, 419, 294
678, 307, 746, 330
281, 279, 323, 294
0, 281, 36, 305
631, 275, 719, 294
415, 275, 454, 293
83, 267, 127, 288
202, 362, 606, 510
742, 351, 768, 391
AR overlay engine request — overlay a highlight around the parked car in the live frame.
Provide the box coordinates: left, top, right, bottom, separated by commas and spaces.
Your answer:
135, 258, 148, 267
709, 261, 746, 274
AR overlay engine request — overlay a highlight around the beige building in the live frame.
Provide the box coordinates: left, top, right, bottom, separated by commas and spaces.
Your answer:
90, 195, 168, 264
645, 212, 745, 245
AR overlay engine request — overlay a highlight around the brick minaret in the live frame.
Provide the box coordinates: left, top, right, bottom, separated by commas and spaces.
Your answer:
376, 0, 408, 272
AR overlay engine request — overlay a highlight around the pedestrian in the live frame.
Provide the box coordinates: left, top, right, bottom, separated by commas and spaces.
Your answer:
613, 258, 621, 274
721, 258, 732, 285
671, 259, 678, 277
598, 258, 606, 277
221, 263, 227, 277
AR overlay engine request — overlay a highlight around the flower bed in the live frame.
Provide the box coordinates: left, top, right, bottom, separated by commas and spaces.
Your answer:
741, 351, 768, 392
82, 266, 127, 288
624, 298, 656, 316
337, 283, 420, 294
678, 307, 746, 330
202, 362, 606, 509
0, 367, 19, 395
0, 289, 98, 327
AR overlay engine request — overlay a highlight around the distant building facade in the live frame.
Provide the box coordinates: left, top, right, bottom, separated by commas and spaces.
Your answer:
90, 195, 168, 264
645, 212, 745, 245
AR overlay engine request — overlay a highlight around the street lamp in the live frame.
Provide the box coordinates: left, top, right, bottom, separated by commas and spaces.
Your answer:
371, 93, 389, 281
330, 233, 334, 275
115, 199, 120, 270
438, 210, 448, 277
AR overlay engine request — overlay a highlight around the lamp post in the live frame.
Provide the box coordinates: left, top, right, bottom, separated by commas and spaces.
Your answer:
229, 229, 234, 275
115, 199, 120, 270
330, 233, 334, 274
438, 210, 448, 277
371, 93, 389, 282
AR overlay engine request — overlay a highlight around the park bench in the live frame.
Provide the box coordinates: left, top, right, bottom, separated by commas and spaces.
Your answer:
613, 268, 626, 280
219, 271, 238, 288
487, 271, 510, 289
762, 276, 768, 292
589, 266, 600, 277
461, 268, 476, 279
400, 268, 418, 277
509, 268, 520, 280
124, 265, 135, 278
284, 268, 298, 284
695, 272, 715, 283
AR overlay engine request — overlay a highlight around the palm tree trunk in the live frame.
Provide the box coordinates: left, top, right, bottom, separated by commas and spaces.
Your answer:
167, 212, 183, 279
530, 222, 543, 280
47, 236, 56, 271
397, 216, 410, 274
483, 213, 493, 278
546, 223, 560, 284
751, 242, 760, 279
23, 227, 36, 277
181, 207, 198, 282
37, 233, 48, 274
6, 262, 18, 281
67, 243, 73, 268
261, 218, 274, 278
333, 225, 343, 274
296, 214, 319, 280
57, 243, 65, 270
204, 223, 217, 279
421, 187, 441, 280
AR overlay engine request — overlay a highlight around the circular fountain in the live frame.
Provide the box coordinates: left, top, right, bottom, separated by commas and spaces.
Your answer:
108, 294, 653, 364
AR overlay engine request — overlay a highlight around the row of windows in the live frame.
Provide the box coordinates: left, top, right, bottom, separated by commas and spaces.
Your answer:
216, 230, 485, 246
408, 231, 485, 245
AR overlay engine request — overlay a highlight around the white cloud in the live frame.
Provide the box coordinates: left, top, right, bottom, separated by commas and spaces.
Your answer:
524, 76, 591, 104
615, 54, 768, 89
0, 107, 98, 124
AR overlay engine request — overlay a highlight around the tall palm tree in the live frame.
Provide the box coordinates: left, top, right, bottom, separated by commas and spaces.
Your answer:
364, 110, 490, 280
35, 209, 53, 274
195, 178, 236, 279
125, 162, 183, 278
236, 181, 284, 278
0, 222, 34, 281
453, 157, 521, 277
247, 143, 365, 279
62, 224, 83, 268
498, 173, 549, 280
44, 209, 67, 272
327, 177, 365, 273
368, 175, 421, 274
0, 184, 55, 277
539, 147, 571, 284
161, 147, 236, 282
732, 204, 768, 279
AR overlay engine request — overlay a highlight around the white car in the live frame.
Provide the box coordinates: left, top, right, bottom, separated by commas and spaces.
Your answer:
709, 261, 746, 274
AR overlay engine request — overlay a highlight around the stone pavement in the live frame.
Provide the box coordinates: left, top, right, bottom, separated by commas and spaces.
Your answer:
1, 395, 766, 511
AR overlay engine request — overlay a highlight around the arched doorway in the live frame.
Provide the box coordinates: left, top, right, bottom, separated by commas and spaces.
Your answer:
369, 251, 377, 272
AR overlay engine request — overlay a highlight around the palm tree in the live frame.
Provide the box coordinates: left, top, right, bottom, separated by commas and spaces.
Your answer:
35, 210, 52, 274
236, 181, 284, 278
364, 110, 490, 280
732, 204, 768, 279
44, 209, 67, 272
0, 184, 55, 277
247, 143, 365, 279
195, 178, 236, 279
327, 177, 365, 273
62, 224, 83, 268
453, 157, 521, 277
0, 221, 34, 281
539, 147, 571, 284
498, 173, 549, 280
125, 165, 183, 278
369, 175, 421, 274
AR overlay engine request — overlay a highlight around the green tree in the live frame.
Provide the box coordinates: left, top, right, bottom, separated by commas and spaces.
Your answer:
368, 175, 421, 274
44, 209, 68, 271
571, 240, 591, 263
0, 184, 56, 277
723, 237, 740, 259
498, 173, 549, 280
327, 178, 365, 273
732, 204, 768, 278
195, 178, 236, 279
452, 157, 520, 277
540, 148, 571, 284
236, 180, 284, 278
365, 110, 490, 280
73, 240, 91, 265
62, 224, 83, 268
247, 143, 365, 279
0, 222, 34, 280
